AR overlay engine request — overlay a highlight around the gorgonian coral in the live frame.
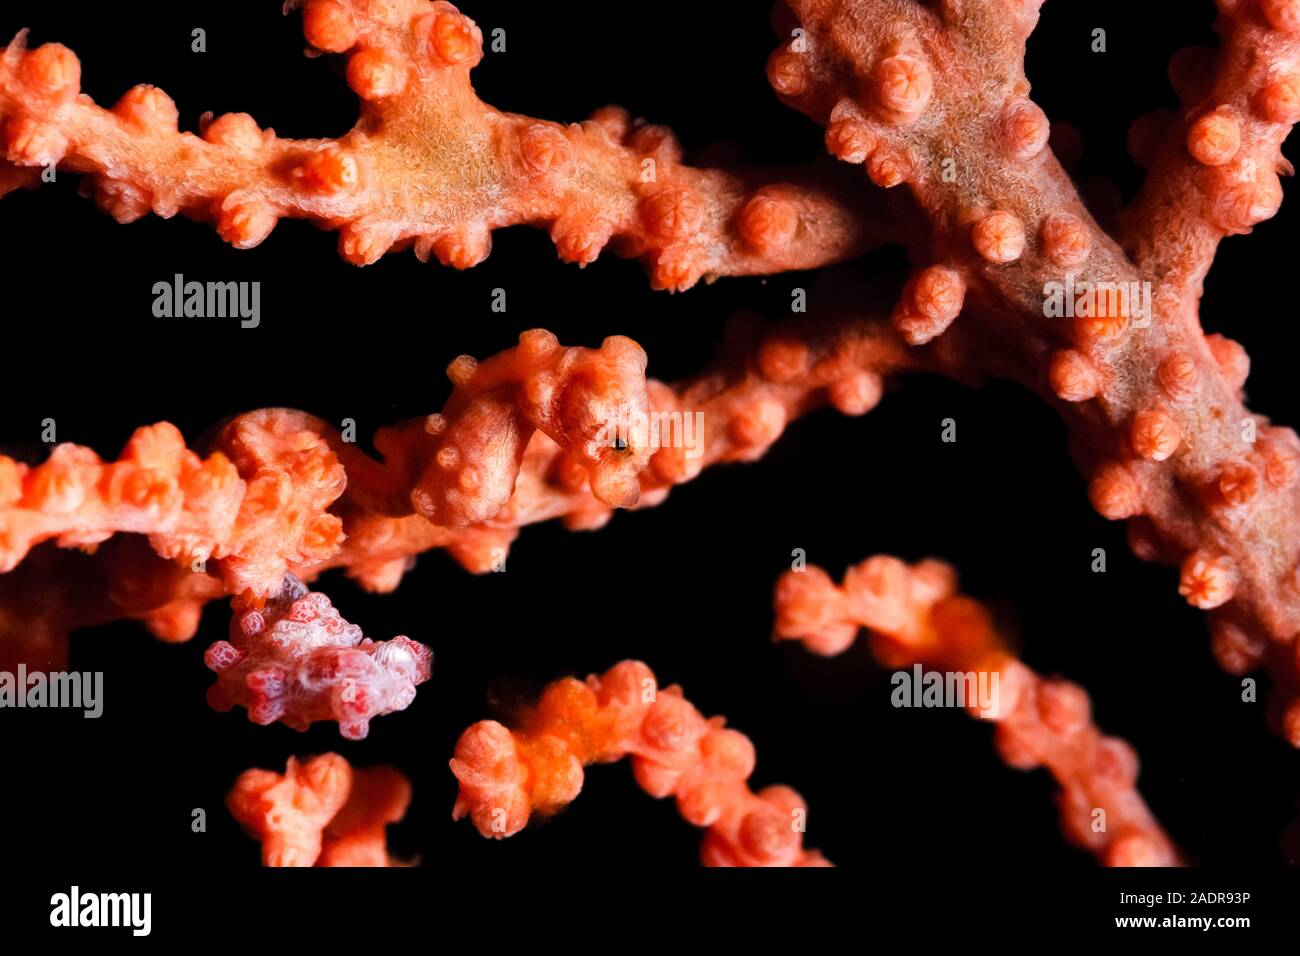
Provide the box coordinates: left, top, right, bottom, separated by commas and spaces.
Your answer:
1, 0, 1299, 869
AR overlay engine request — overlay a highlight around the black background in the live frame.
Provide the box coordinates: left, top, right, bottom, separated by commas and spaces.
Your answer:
1, 0, 1298, 925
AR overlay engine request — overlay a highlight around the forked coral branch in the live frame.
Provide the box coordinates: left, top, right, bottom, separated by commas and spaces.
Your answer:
767, 0, 1300, 743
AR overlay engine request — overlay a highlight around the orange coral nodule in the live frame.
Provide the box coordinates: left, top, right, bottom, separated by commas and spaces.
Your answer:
4, 114, 67, 166
1209, 619, 1267, 675
1256, 74, 1300, 123
1211, 164, 1284, 232
215, 200, 278, 250
1036, 679, 1091, 737
1130, 408, 1182, 461
1002, 100, 1051, 161
1169, 46, 1215, 101
910, 266, 965, 324
738, 190, 799, 253
865, 147, 911, 188
20, 43, 80, 102
874, 54, 932, 122
112, 85, 180, 133
0, 457, 24, 509
1179, 551, 1236, 609
1048, 349, 1100, 402
1261, 0, 1300, 34
347, 47, 409, 100
1207, 333, 1250, 390
766, 47, 808, 97
1127, 110, 1173, 168
428, 9, 483, 67
1187, 109, 1241, 166
550, 214, 611, 265
1041, 213, 1092, 267
828, 371, 883, 416
728, 399, 787, 449
772, 565, 859, 655
203, 113, 265, 153
756, 335, 811, 383
1089, 463, 1144, 520
893, 266, 964, 345
1210, 461, 1259, 508
971, 210, 1026, 264
303, 0, 359, 53
825, 114, 875, 164
1157, 352, 1200, 402
649, 246, 707, 292
641, 187, 705, 241
1259, 432, 1300, 488
517, 123, 573, 177
293, 149, 360, 196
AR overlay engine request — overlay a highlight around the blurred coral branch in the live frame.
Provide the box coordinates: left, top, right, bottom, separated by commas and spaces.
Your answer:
774, 555, 1181, 866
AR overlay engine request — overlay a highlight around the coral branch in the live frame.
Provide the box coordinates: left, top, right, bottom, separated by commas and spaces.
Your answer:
0, 1, 888, 290
228, 753, 410, 866
1, 302, 932, 667
1123, 0, 1300, 303
0, 536, 223, 670
205, 574, 433, 739
0, 331, 654, 600
768, 0, 1300, 745
773, 556, 1180, 867
450, 660, 828, 866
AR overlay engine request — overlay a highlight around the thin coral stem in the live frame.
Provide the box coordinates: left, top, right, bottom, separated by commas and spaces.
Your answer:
773, 555, 1181, 867
449, 660, 829, 866
0, 1, 891, 290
